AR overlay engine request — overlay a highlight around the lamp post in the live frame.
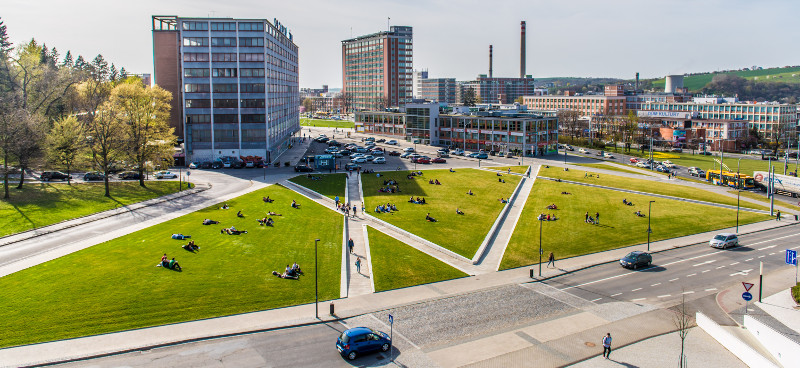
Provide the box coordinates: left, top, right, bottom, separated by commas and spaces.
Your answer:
315, 238, 320, 319
414, 140, 417, 171
736, 157, 742, 233
647, 201, 655, 251
538, 217, 544, 277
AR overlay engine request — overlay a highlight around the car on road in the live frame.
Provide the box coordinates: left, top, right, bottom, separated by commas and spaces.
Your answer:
324, 147, 338, 153
315, 137, 330, 143
351, 157, 367, 164
83, 172, 105, 181
376, 138, 386, 143
188, 162, 198, 169
662, 160, 677, 168
40, 171, 71, 181
655, 165, 670, 173
636, 162, 651, 169
475, 153, 489, 159
578, 148, 589, 154
506, 152, 514, 158
386, 140, 398, 145
619, 251, 652, 269
565, 145, 574, 151
671, 147, 683, 153
453, 149, 465, 156
710, 233, 739, 249
336, 327, 391, 361
699, 151, 712, 156
294, 165, 314, 172
373, 157, 386, 164
437, 152, 450, 158
403, 147, 415, 152
629, 157, 640, 164
688, 167, 705, 177
388, 150, 401, 156
432, 157, 446, 163
327, 140, 341, 147
155, 171, 178, 179
370, 149, 384, 156
118, 171, 141, 180
363, 155, 375, 162
413, 157, 431, 164
603, 153, 615, 159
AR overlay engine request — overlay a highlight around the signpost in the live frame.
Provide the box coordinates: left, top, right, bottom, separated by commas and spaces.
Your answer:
742, 283, 754, 316
787, 249, 798, 284
388, 314, 394, 362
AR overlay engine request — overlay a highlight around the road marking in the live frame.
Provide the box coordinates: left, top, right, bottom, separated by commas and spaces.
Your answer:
730, 269, 754, 277
748, 234, 800, 247
702, 270, 711, 273
669, 278, 679, 282
657, 294, 671, 298
769, 252, 776, 255
590, 298, 602, 302
706, 288, 718, 291
631, 298, 646, 302
682, 291, 695, 295
559, 272, 637, 291
730, 262, 740, 266
631, 288, 642, 292
758, 245, 777, 251
716, 266, 726, 269
686, 273, 697, 277
651, 283, 661, 287
693, 260, 716, 267
610, 293, 623, 297
758, 255, 765, 258
744, 258, 754, 262
367, 313, 420, 350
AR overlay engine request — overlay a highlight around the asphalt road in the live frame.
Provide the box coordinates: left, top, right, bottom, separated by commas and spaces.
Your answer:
544, 223, 800, 309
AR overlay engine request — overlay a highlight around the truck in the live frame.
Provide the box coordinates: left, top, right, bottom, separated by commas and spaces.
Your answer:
753, 171, 800, 197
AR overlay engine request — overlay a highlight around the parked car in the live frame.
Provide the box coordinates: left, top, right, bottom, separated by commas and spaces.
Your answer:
388, 151, 401, 156
688, 167, 705, 177
325, 147, 338, 153
565, 145, 574, 151
363, 155, 375, 162
578, 148, 589, 154
83, 172, 105, 181
40, 171, 71, 181
432, 157, 446, 163
603, 153, 615, 159
351, 157, 367, 164
294, 165, 314, 172
336, 327, 391, 361
475, 153, 489, 159
400, 152, 412, 159
710, 233, 739, 249
699, 151, 712, 156
376, 138, 386, 143
662, 160, 677, 168
453, 149, 465, 156
619, 251, 652, 269
188, 162, 198, 169
386, 140, 398, 145
370, 149, 384, 156
671, 147, 683, 153
344, 163, 361, 171
118, 171, 141, 180
355, 147, 368, 153
211, 160, 224, 169
506, 152, 514, 158
200, 161, 212, 169
636, 162, 651, 169
315, 137, 330, 143
437, 152, 450, 158
629, 158, 640, 164
403, 147, 415, 152
373, 157, 386, 164
655, 165, 670, 173
155, 171, 178, 179
415, 157, 431, 164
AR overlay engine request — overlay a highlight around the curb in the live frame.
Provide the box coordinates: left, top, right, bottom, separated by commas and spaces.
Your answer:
472, 174, 527, 264
362, 224, 376, 293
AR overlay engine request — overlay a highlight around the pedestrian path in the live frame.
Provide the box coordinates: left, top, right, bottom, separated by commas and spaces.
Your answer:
270, 136, 312, 166
344, 173, 373, 297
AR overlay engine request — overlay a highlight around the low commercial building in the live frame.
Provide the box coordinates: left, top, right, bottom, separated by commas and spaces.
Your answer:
418, 77, 456, 104
522, 85, 627, 117
460, 75, 536, 104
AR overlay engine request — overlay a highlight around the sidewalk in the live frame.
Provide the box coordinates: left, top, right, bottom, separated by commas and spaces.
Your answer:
345, 173, 373, 297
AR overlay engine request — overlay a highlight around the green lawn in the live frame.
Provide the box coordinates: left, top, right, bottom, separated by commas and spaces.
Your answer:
665, 153, 786, 176
0, 181, 181, 238
651, 67, 800, 91
361, 169, 520, 258
539, 166, 768, 210
574, 163, 644, 175
500, 180, 771, 269
367, 226, 467, 291
729, 190, 800, 212
491, 166, 529, 174
300, 118, 354, 129
288, 173, 346, 200
0, 185, 342, 348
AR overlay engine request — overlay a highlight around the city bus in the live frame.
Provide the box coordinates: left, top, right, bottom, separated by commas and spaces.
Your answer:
706, 170, 756, 189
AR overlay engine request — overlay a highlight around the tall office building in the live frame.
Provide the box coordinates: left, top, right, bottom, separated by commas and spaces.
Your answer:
342, 26, 413, 111
152, 15, 299, 162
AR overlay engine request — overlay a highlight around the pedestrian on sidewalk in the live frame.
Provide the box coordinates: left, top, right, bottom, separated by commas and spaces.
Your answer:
776, 210, 781, 221
352, 204, 357, 217
335, 196, 340, 207
547, 252, 555, 268
348, 238, 354, 254
595, 212, 600, 225
355, 258, 361, 274
602, 333, 612, 359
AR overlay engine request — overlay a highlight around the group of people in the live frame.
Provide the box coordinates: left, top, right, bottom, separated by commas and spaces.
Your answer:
258, 217, 275, 226
262, 196, 274, 203
622, 199, 634, 206
338, 202, 357, 217
408, 196, 427, 204
428, 179, 442, 185
273, 262, 302, 280
156, 253, 182, 271
305, 174, 322, 180
634, 210, 645, 217
547, 204, 558, 210
182, 240, 199, 252
537, 213, 558, 221
375, 203, 398, 213
378, 185, 399, 193
585, 211, 600, 225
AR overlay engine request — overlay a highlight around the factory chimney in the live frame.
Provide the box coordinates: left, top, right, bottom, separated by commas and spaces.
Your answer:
520, 21, 526, 78
489, 45, 493, 78
635, 72, 640, 91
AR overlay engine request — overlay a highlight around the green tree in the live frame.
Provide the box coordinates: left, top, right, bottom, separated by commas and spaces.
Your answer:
86, 99, 125, 197
61, 50, 72, 68
302, 97, 313, 114
46, 116, 86, 184
461, 87, 476, 106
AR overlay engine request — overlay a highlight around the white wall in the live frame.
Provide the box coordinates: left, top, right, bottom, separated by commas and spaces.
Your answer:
744, 315, 800, 368
696, 312, 779, 368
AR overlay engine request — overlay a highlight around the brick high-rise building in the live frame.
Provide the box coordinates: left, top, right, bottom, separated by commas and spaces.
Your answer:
152, 15, 299, 162
342, 26, 413, 111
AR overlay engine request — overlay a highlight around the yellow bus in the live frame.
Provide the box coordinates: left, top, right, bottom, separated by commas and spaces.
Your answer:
706, 170, 755, 189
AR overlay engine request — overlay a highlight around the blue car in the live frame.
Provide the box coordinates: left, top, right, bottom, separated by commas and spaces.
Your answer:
336, 327, 391, 360
475, 153, 489, 159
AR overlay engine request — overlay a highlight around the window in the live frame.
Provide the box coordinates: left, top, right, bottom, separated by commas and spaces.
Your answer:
213, 129, 238, 142
212, 53, 237, 62
185, 99, 211, 108
213, 99, 238, 108
239, 37, 264, 47
191, 129, 211, 142
214, 114, 238, 123
240, 69, 265, 77
211, 37, 237, 47
241, 114, 266, 123
183, 53, 209, 62
211, 22, 236, 31
186, 114, 211, 124
213, 84, 238, 93
182, 21, 208, 31
241, 83, 265, 93
239, 53, 265, 62
238, 22, 264, 31
183, 37, 209, 47
212, 68, 237, 77
184, 68, 210, 78
184, 84, 210, 93
242, 129, 266, 142
241, 99, 265, 108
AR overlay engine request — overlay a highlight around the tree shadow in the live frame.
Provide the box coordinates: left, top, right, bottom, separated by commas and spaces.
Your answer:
10, 202, 36, 229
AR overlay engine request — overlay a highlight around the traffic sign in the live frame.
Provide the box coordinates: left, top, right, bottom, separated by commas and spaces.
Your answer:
388, 314, 393, 325
787, 249, 797, 266
742, 282, 754, 292
742, 292, 753, 301
187, 171, 191, 176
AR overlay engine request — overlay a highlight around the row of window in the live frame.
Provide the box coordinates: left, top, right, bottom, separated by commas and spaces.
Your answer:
185, 99, 266, 108
186, 113, 266, 123
184, 53, 262, 62
183, 37, 265, 47
182, 21, 265, 32
184, 68, 266, 78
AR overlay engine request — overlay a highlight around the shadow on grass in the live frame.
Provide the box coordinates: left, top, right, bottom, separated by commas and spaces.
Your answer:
10, 202, 36, 229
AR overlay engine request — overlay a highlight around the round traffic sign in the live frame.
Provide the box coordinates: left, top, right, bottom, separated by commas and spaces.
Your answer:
742, 292, 753, 301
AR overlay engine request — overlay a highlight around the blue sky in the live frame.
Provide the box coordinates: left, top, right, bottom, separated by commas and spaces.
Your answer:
3, 0, 798, 88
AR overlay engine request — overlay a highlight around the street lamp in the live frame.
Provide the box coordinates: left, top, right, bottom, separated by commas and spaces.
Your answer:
647, 201, 655, 251
315, 238, 320, 319
538, 217, 544, 277
736, 157, 742, 233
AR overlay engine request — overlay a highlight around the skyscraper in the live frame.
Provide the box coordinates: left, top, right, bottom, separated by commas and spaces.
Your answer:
342, 26, 413, 111
152, 15, 299, 163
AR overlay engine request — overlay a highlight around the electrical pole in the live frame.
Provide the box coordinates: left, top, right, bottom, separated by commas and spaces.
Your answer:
647, 200, 655, 251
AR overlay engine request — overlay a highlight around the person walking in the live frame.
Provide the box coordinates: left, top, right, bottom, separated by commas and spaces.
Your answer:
776, 210, 781, 221
585, 211, 589, 223
595, 212, 600, 225
602, 333, 612, 359
348, 238, 354, 254
334, 196, 340, 207
355, 258, 361, 274
352, 204, 358, 217
547, 252, 555, 268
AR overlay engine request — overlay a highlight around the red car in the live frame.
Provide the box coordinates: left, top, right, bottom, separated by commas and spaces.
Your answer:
432, 157, 446, 163
416, 157, 431, 164
629, 157, 640, 163
388, 151, 401, 156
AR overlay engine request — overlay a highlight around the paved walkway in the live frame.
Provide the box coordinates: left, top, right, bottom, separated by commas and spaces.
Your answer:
345, 173, 373, 297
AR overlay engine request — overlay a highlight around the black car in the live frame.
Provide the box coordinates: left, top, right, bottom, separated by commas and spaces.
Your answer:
328, 140, 341, 147
211, 160, 224, 169
619, 251, 652, 269
316, 137, 330, 143
294, 165, 314, 172
118, 171, 141, 180
338, 149, 352, 156
376, 138, 386, 143
83, 172, 105, 181
344, 163, 361, 171
199, 161, 212, 169
40, 171, 71, 181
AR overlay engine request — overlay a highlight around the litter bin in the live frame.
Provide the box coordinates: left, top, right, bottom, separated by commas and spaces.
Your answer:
530, 269, 535, 278
329, 302, 335, 315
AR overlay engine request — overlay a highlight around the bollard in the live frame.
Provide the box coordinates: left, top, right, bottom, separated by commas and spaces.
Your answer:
530, 269, 534, 278
329, 302, 335, 315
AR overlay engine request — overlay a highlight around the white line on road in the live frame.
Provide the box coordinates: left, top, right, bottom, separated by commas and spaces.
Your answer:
367, 313, 420, 350
769, 252, 776, 255
682, 291, 695, 295
706, 288, 718, 291
686, 273, 697, 277
590, 298, 603, 302
730, 262, 740, 266
631, 288, 642, 292
610, 293, 622, 297
744, 258, 754, 262
757, 245, 777, 251
758, 255, 765, 258
669, 278, 679, 282
730, 269, 754, 277
702, 270, 711, 273
657, 294, 671, 298
651, 283, 661, 287
716, 266, 726, 269
693, 260, 716, 267
631, 298, 646, 302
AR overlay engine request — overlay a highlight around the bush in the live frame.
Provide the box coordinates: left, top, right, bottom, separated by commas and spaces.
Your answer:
793, 283, 800, 305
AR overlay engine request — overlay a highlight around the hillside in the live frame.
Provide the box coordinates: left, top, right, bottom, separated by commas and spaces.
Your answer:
650, 66, 800, 91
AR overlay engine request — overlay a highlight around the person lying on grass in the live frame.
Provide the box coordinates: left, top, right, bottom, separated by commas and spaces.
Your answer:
272, 270, 298, 280
258, 217, 275, 226
635, 210, 645, 217
182, 240, 199, 252
263, 196, 274, 203
291, 200, 300, 209
171, 234, 191, 240
425, 213, 437, 222
202, 219, 219, 225
456, 208, 464, 215
267, 211, 282, 216
221, 227, 248, 235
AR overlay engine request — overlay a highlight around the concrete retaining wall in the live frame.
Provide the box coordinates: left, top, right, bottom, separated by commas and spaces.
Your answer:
744, 314, 800, 367
471, 175, 527, 264
696, 312, 779, 368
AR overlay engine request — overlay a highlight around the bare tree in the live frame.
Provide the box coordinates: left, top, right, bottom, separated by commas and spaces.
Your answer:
673, 292, 695, 368
10, 111, 46, 189
557, 109, 581, 142
335, 92, 354, 114
85, 99, 125, 197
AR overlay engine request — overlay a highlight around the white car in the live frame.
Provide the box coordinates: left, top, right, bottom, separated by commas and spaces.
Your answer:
578, 148, 589, 154
710, 233, 738, 249
662, 160, 677, 168
636, 162, 651, 169
403, 147, 415, 152
373, 157, 386, 164
351, 157, 367, 164
155, 171, 177, 179
386, 140, 398, 145
363, 155, 375, 161
603, 153, 615, 159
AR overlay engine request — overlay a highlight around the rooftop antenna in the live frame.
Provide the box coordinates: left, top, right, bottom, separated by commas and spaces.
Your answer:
387, 17, 390, 31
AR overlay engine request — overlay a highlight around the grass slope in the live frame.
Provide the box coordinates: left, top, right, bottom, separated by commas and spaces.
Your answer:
500, 180, 770, 269
0, 185, 342, 348
491, 166, 529, 174
300, 118, 354, 129
361, 169, 520, 258
367, 226, 467, 291
0, 181, 180, 237
288, 173, 346, 200
540, 166, 767, 210
573, 163, 644, 175
651, 67, 800, 91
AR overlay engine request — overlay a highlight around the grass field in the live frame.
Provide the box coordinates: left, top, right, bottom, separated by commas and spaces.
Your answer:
0, 181, 181, 238
574, 163, 644, 175
361, 169, 520, 258
490, 166, 529, 174
650, 67, 800, 91
0, 185, 343, 348
367, 226, 467, 292
500, 180, 770, 269
288, 173, 346, 200
540, 166, 768, 210
300, 118, 354, 129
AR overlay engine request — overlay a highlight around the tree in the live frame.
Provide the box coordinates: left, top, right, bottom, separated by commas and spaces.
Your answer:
302, 97, 313, 114
673, 292, 695, 368
0, 97, 22, 199
9, 111, 46, 189
61, 51, 72, 68
0, 17, 11, 54
118, 67, 128, 80
109, 82, 174, 187
86, 99, 125, 197
514, 96, 524, 104
557, 109, 581, 142
461, 87, 476, 106
335, 92, 354, 114
46, 116, 86, 184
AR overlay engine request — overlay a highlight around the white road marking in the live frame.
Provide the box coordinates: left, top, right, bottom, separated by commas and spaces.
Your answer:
705, 288, 718, 291
631, 298, 646, 302
559, 272, 636, 291
669, 278, 679, 282
631, 288, 642, 292
758, 245, 777, 251
716, 266, 725, 269
693, 260, 716, 267
748, 234, 800, 247
730, 262, 740, 266
744, 258, 754, 262
730, 269, 754, 277
367, 313, 420, 350
610, 293, 623, 297
682, 291, 695, 295
590, 298, 603, 302
657, 294, 671, 298
758, 255, 765, 258
769, 252, 776, 255
686, 273, 697, 277
702, 270, 711, 273
651, 283, 661, 287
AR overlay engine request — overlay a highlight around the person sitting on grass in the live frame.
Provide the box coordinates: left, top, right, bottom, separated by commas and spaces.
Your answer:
429, 179, 435, 184
467, 189, 474, 195
375, 205, 382, 213
202, 219, 219, 225
499, 178, 505, 183
622, 198, 628, 205
390, 204, 398, 211
263, 196, 274, 203
220, 203, 229, 210
588, 216, 596, 224
421, 197, 426, 204
450, 168, 455, 173
291, 200, 300, 209
237, 210, 245, 218
497, 172, 503, 176
267, 211, 282, 216
435, 179, 441, 185
635, 210, 645, 217
408, 196, 415, 203
499, 198, 507, 204
425, 213, 437, 222
182, 240, 199, 252
547, 204, 557, 210
258, 217, 274, 226
157, 253, 169, 267
456, 208, 464, 215
168, 258, 182, 271
292, 262, 303, 275
407, 174, 414, 179
561, 191, 571, 195
171, 234, 191, 240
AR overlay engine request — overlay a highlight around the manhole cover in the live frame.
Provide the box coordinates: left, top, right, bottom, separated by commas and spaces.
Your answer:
585, 342, 596, 347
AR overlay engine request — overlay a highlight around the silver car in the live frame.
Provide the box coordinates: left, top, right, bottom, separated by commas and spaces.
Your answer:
710, 233, 738, 249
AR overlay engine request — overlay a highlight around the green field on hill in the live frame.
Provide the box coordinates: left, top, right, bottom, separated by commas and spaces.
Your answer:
651, 66, 800, 91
